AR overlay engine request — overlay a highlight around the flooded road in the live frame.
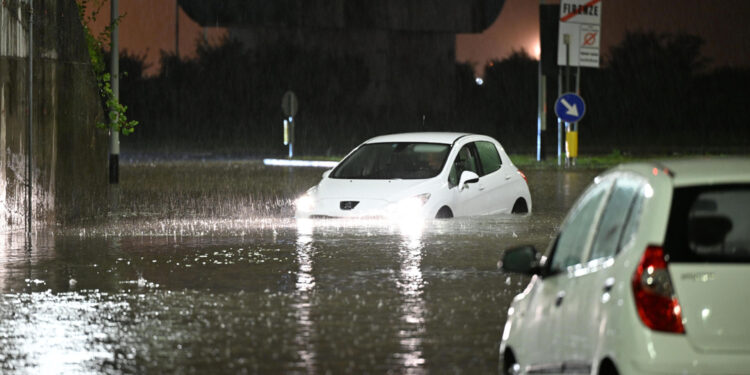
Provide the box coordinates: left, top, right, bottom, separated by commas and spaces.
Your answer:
0, 161, 599, 374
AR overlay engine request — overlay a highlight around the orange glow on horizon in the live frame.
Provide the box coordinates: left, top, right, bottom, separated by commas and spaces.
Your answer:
83, 0, 227, 76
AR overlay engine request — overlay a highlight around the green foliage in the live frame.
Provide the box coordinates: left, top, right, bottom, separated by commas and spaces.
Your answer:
77, 0, 138, 135
509, 150, 639, 170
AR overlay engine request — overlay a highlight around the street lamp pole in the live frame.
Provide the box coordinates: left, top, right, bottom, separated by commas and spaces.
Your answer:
109, 0, 119, 184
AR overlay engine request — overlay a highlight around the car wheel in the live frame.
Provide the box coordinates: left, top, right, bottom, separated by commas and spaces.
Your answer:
435, 206, 453, 219
598, 358, 619, 375
511, 198, 528, 214
501, 350, 520, 375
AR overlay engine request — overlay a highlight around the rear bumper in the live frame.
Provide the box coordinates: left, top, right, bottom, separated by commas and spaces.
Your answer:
614, 331, 750, 375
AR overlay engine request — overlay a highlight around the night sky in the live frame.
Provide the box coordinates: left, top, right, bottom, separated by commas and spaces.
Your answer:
89, 0, 750, 76
458, 0, 750, 73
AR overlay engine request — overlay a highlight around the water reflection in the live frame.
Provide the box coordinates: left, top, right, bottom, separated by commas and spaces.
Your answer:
396, 221, 427, 371
15, 293, 121, 374
0, 165, 601, 374
294, 218, 317, 372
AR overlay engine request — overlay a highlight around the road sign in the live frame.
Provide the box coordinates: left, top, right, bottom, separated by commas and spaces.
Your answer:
281, 91, 298, 117
555, 93, 586, 123
557, 0, 602, 68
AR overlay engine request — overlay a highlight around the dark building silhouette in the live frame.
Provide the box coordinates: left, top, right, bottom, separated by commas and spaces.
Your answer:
179, 0, 504, 119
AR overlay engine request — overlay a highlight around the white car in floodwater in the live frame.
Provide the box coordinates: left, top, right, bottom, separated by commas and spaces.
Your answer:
294, 132, 532, 219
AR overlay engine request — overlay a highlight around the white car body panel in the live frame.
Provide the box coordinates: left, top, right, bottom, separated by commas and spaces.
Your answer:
295, 132, 532, 219
500, 158, 750, 375
306, 177, 445, 218
669, 264, 750, 354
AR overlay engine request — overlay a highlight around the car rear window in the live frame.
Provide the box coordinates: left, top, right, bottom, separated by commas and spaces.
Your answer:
664, 185, 750, 263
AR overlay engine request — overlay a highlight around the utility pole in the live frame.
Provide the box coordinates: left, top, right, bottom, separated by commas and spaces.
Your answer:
109, 0, 119, 184
563, 33, 571, 167
175, 1, 180, 58
26, 5, 33, 235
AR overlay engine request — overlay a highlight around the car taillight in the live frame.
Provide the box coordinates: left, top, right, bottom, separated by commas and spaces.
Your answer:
631, 245, 685, 334
518, 170, 527, 182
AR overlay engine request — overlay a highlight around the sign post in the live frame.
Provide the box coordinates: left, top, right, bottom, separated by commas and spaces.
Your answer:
557, 0, 602, 165
281, 91, 298, 159
555, 92, 586, 163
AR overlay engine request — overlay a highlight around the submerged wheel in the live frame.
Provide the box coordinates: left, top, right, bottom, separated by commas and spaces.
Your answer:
511, 198, 528, 214
435, 206, 453, 219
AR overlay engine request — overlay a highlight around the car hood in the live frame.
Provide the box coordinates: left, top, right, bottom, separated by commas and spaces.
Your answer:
316, 178, 435, 201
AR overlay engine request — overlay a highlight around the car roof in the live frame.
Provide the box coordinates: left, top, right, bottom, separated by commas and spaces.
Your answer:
363, 132, 472, 145
661, 158, 750, 186
612, 158, 750, 187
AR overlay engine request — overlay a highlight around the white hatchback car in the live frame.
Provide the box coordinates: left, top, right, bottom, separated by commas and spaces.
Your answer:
294, 132, 531, 219
499, 159, 750, 375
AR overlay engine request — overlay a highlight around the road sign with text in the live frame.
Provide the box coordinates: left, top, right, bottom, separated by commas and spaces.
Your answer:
557, 0, 602, 68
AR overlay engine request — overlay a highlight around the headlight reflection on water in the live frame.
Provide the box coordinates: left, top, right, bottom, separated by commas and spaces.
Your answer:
294, 215, 428, 370
294, 218, 317, 372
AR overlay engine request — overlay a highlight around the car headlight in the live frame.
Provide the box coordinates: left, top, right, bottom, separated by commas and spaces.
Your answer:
386, 193, 431, 217
295, 187, 318, 212
399, 193, 431, 208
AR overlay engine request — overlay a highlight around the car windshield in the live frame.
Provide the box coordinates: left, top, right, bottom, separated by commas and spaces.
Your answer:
331, 142, 451, 180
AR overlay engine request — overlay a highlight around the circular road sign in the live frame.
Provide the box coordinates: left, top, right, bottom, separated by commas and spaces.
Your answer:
554, 92, 586, 123
282, 91, 299, 117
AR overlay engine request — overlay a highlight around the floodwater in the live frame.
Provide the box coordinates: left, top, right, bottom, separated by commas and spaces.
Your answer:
0, 160, 599, 374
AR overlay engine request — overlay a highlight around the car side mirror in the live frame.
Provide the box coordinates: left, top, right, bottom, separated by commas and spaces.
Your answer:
459, 171, 480, 190
500, 245, 541, 275
322, 169, 332, 179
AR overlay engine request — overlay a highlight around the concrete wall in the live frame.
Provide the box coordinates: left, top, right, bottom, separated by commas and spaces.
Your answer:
0, 0, 108, 231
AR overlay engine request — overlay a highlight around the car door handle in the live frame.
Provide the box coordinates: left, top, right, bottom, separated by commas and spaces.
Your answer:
504, 175, 512, 180
555, 291, 565, 307
603, 277, 615, 293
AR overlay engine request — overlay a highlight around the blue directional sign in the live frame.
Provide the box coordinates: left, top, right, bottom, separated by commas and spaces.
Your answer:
555, 92, 586, 123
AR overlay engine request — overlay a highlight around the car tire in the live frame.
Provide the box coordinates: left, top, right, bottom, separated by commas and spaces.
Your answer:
435, 206, 453, 219
501, 349, 520, 375
598, 358, 619, 375
511, 198, 528, 214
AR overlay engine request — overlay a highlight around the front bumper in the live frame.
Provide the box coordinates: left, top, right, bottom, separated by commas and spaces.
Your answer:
295, 197, 433, 219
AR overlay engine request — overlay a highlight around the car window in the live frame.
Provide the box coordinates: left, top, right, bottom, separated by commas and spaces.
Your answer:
549, 179, 612, 273
475, 141, 502, 175
618, 185, 646, 253
589, 177, 643, 261
664, 185, 750, 263
448, 144, 479, 188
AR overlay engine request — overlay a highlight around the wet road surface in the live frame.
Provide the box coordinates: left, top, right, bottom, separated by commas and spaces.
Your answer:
0, 161, 599, 374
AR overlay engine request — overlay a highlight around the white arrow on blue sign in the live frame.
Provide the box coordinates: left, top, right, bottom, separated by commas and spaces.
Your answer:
555, 92, 586, 123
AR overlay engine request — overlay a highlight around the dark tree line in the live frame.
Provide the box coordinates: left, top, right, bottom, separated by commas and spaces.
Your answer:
114, 31, 750, 157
